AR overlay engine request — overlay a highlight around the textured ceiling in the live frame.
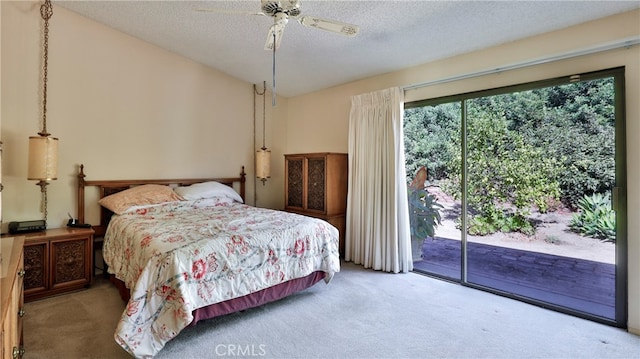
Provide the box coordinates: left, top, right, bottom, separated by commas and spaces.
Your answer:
57, 1, 640, 97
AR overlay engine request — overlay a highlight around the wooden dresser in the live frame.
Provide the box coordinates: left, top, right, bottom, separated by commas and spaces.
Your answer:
1, 236, 25, 359
284, 153, 348, 257
21, 228, 93, 302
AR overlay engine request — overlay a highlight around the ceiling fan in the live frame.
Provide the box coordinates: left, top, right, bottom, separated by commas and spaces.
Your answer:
197, 0, 360, 51
197, 0, 360, 104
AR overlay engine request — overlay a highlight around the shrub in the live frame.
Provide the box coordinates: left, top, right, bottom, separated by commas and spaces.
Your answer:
408, 168, 444, 239
467, 210, 535, 236
569, 193, 616, 242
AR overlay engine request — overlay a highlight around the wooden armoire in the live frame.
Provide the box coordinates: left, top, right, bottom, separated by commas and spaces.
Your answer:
284, 153, 348, 257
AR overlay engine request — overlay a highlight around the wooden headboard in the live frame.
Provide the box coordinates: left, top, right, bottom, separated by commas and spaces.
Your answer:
76, 164, 246, 236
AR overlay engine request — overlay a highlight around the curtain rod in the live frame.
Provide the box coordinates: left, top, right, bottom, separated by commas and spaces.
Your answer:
403, 35, 640, 91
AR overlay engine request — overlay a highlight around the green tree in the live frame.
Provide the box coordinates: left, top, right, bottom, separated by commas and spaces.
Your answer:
450, 109, 562, 235
465, 79, 615, 209
403, 76, 616, 235
513, 80, 615, 208
404, 103, 460, 182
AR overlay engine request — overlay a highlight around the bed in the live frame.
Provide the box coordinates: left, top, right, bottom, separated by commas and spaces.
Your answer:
76, 165, 340, 358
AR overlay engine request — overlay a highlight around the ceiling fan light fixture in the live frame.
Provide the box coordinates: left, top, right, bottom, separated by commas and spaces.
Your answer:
288, 8, 301, 17
262, 0, 300, 16
262, 2, 280, 16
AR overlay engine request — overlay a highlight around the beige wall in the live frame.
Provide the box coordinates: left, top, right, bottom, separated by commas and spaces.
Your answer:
285, 10, 640, 333
2, 1, 639, 334
1, 2, 289, 226
0, 1, 3, 228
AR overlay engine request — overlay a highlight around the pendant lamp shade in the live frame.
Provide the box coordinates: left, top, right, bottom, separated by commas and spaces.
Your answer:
28, 136, 58, 181
256, 148, 271, 182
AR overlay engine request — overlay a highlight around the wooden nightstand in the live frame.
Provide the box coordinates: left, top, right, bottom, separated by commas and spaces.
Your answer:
19, 228, 94, 302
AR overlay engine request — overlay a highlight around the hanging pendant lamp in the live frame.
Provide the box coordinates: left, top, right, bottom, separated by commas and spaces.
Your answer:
28, 0, 59, 225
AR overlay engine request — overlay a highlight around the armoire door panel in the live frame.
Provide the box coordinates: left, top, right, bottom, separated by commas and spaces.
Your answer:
286, 158, 304, 209
307, 157, 326, 212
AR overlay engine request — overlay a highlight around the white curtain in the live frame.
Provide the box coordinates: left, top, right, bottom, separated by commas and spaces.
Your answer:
345, 87, 412, 273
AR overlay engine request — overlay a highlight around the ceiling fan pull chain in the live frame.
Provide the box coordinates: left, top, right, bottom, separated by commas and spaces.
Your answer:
272, 31, 276, 106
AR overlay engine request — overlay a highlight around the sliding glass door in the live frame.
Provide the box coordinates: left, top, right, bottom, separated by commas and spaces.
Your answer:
405, 102, 462, 280
406, 67, 626, 327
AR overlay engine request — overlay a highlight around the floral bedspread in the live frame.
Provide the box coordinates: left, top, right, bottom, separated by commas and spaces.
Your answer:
102, 199, 340, 358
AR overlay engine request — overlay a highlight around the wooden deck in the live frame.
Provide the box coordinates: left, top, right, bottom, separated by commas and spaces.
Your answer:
412, 237, 615, 319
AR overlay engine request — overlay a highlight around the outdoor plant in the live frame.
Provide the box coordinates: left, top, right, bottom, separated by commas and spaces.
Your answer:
569, 192, 616, 242
408, 186, 443, 239
408, 167, 443, 240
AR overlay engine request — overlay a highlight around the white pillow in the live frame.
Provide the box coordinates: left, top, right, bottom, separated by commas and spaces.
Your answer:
174, 181, 243, 203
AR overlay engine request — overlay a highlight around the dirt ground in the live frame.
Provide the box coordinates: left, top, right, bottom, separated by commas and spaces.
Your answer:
428, 186, 616, 264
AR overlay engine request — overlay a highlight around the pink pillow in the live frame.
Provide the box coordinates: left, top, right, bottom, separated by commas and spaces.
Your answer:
98, 184, 183, 214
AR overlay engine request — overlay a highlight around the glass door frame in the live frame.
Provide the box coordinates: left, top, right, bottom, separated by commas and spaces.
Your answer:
406, 67, 627, 328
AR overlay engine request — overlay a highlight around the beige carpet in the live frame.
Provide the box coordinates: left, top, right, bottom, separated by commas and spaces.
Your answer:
23, 262, 640, 359
23, 277, 129, 358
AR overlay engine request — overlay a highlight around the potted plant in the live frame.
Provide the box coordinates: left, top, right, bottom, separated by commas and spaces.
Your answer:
408, 167, 443, 261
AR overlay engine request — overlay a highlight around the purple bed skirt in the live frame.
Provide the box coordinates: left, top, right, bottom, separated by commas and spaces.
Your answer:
111, 271, 326, 326
190, 271, 326, 326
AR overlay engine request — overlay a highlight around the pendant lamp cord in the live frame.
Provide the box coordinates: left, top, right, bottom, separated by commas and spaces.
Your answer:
262, 81, 267, 149
272, 31, 276, 106
40, 0, 53, 137
253, 81, 267, 151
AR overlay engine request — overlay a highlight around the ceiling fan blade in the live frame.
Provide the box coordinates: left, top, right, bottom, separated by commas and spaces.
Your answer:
264, 23, 286, 51
298, 16, 359, 37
